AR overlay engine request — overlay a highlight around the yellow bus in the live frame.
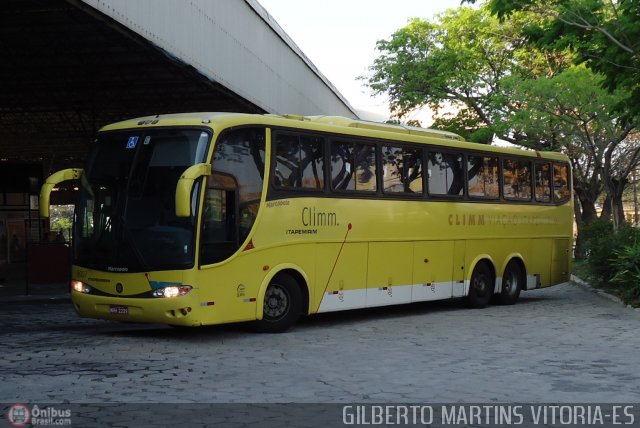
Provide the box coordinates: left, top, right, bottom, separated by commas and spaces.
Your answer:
40, 113, 572, 332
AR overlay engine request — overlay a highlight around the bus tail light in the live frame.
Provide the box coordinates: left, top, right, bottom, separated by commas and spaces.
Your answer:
152, 285, 192, 298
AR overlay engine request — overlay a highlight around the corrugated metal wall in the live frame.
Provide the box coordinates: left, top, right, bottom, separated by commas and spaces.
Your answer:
80, 0, 357, 118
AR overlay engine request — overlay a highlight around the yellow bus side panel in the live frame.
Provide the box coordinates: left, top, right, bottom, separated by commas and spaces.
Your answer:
531, 239, 552, 287
367, 242, 413, 306
551, 238, 571, 285
315, 242, 368, 313
412, 241, 455, 301
197, 244, 318, 325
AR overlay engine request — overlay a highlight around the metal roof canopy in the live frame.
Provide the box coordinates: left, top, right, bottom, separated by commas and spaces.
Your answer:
0, 0, 357, 174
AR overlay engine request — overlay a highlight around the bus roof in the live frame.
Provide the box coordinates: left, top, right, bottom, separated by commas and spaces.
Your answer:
100, 112, 569, 162
275, 114, 465, 142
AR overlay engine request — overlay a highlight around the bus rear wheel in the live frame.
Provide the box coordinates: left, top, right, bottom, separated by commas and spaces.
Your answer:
254, 274, 302, 333
466, 262, 494, 309
497, 260, 523, 305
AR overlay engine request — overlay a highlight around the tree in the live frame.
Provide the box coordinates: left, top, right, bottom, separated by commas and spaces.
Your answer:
466, 0, 640, 231
50, 204, 74, 240
471, 0, 640, 122
499, 65, 638, 252
364, 7, 573, 141
362, 4, 638, 256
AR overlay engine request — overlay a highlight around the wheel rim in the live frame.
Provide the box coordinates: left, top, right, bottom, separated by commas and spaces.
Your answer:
263, 284, 290, 320
503, 270, 519, 296
473, 273, 490, 297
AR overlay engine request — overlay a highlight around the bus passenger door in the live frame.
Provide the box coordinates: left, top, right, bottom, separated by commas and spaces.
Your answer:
412, 241, 455, 302
200, 187, 238, 265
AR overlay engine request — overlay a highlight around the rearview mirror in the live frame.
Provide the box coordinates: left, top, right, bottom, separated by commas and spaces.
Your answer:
175, 163, 212, 217
40, 168, 84, 217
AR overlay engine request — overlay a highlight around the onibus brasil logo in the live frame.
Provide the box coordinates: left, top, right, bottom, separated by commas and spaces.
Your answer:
6, 404, 30, 427
6, 403, 72, 426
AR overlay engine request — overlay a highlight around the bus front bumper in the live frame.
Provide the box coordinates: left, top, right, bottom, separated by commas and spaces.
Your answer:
71, 290, 202, 326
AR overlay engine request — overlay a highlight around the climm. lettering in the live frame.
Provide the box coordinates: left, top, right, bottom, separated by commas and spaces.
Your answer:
448, 214, 485, 226
302, 207, 338, 226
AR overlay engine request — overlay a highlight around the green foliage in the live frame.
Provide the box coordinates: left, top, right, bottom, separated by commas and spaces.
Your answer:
365, 0, 638, 243
584, 219, 617, 281
431, 108, 494, 144
51, 217, 72, 232
542, 0, 640, 123
473, 0, 640, 123
499, 65, 628, 152
581, 217, 613, 244
584, 219, 640, 282
49, 205, 74, 235
578, 217, 640, 305
610, 243, 640, 303
363, 5, 562, 130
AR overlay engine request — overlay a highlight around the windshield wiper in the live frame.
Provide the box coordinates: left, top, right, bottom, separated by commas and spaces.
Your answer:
118, 215, 151, 271
94, 216, 112, 244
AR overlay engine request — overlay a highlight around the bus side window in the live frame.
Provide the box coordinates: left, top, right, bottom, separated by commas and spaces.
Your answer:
382, 145, 423, 194
535, 163, 552, 203
503, 159, 532, 201
428, 151, 464, 196
553, 163, 571, 202
274, 134, 300, 187
274, 133, 324, 189
330, 141, 377, 192
300, 136, 325, 189
467, 155, 499, 199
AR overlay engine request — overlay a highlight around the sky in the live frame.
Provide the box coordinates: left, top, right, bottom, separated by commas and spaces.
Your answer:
258, 0, 463, 124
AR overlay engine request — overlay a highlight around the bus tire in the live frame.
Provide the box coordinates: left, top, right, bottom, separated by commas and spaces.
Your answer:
466, 262, 494, 309
497, 260, 523, 305
254, 274, 302, 333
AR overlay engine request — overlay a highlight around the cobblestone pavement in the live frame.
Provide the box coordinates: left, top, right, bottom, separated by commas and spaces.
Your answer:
1, 282, 639, 404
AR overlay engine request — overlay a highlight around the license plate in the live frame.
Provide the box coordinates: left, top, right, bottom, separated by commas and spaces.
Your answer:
109, 305, 129, 315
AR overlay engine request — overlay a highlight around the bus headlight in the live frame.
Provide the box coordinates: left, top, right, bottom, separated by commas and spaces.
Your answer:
71, 280, 91, 294
152, 286, 192, 298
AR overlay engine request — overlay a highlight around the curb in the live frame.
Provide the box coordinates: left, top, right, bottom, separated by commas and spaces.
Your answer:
571, 274, 640, 312
0, 294, 71, 306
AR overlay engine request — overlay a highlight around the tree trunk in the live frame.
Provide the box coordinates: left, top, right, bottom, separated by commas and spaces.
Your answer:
573, 194, 598, 260
612, 192, 627, 227
600, 194, 611, 221
605, 178, 628, 230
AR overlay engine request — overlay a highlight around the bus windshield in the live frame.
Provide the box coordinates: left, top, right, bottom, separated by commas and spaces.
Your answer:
74, 128, 210, 272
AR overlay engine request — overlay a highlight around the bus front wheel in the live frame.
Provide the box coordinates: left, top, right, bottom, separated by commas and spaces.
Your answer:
466, 262, 494, 309
254, 274, 302, 333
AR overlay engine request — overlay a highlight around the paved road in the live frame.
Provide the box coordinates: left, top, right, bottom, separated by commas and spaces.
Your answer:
1, 281, 639, 406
